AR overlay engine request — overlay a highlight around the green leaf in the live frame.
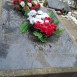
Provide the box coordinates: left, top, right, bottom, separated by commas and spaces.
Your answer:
39, 37, 46, 43
24, 6, 30, 17
33, 31, 42, 38
33, 31, 46, 43
25, 0, 28, 5
48, 11, 54, 18
55, 29, 64, 35
20, 22, 30, 33
53, 20, 59, 25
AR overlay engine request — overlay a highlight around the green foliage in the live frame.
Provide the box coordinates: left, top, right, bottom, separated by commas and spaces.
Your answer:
48, 10, 59, 25
55, 29, 64, 35
53, 20, 59, 25
20, 22, 30, 33
24, 6, 30, 17
33, 31, 46, 43
48, 11, 55, 18
25, 0, 28, 5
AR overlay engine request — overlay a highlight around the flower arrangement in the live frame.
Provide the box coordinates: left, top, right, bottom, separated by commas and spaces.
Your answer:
13, 0, 63, 43
13, 0, 40, 12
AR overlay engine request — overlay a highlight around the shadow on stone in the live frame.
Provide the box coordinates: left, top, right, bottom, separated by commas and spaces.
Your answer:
0, 43, 9, 58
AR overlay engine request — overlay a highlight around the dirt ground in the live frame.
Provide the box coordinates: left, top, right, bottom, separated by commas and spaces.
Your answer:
56, 12, 77, 47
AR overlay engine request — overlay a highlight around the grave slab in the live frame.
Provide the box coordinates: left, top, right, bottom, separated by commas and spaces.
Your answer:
0, 0, 77, 76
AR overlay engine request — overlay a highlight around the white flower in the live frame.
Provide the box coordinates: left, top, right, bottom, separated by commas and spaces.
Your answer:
67, 12, 72, 16
35, 19, 44, 23
29, 19, 35, 24
28, 16, 35, 24
43, 13, 49, 17
71, 17, 76, 21
29, 18, 35, 24
37, 10, 43, 15
39, 13, 49, 19
75, 21, 77, 24
36, 15, 42, 19
33, 1, 37, 4
28, 10, 37, 16
27, 10, 49, 24
27, 2, 32, 7
20, 1, 25, 7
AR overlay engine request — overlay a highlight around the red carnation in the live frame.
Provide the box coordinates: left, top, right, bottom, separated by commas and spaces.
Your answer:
51, 23, 57, 31
30, 6, 36, 10
44, 17, 52, 22
34, 21, 41, 29
45, 27, 54, 36
34, 21, 57, 36
28, 0, 32, 3
35, 3, 40, 9
13, 0, 24, 5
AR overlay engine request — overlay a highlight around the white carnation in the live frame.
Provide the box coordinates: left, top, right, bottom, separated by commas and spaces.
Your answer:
27, 10, 49, 24
39, 14, 49, 19
33, 1, 37, 4
36, 19, 44, 23
28, 10, 37, 16
37, 10, 43, 15
27, 2, 32, 7
43, 13, 49, 17
36, 15, 42, 19
28, 16, 35, 24
20, 1, 25, 7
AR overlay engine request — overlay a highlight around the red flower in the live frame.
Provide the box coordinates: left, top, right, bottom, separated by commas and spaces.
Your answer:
34, 21, 41, 29
13, 0, 24, 5
28, 0, 32, 3
35, 3, 40, 9
44, 17, 52, 22
34, 21, 57, 36
30, 6, 36, 10
51, 23, 57, 31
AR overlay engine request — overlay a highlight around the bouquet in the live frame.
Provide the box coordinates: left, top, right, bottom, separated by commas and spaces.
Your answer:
13, 0, 63, 43
13, 0, 40, 13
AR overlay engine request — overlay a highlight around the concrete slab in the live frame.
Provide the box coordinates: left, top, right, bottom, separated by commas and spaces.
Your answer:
0, 0, 77, 76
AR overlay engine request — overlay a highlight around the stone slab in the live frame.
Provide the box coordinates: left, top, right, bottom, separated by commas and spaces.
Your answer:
48, 0, 71, 11
0, 0, 2, 17
0, 0, 77, 76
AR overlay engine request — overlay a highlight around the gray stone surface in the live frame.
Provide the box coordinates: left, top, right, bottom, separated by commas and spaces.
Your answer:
0, 0, 77, 70
48, 0, 71, 11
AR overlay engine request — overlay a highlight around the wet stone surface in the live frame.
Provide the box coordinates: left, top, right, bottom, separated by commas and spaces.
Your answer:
0, 0, 77, 70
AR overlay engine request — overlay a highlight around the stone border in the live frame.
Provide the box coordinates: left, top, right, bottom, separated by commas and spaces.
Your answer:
0, 68, 77, 76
